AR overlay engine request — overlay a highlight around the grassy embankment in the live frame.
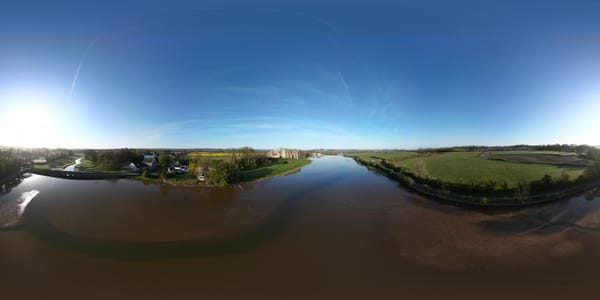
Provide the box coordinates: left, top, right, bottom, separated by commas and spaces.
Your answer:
348, 150, 592, 205
239, 159, 311, 183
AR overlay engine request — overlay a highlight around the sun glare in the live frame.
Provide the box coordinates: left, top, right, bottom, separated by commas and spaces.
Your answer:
0, 90, 63, 148
568, 92, 600, 145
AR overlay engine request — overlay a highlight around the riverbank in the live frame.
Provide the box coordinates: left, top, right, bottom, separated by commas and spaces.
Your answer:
29, 168, 138, 179
0, 170, 25, 187
239, 159, 311, 183
6, 153, 600, 299
351, 156, 600, 206
20, 160, 310, 188
129, 159, 312, 188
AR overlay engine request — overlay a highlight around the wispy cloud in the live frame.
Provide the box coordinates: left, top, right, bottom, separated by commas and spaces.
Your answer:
69, 37, 98, 99
337, 71, 353, 107
134, 115, 374, 149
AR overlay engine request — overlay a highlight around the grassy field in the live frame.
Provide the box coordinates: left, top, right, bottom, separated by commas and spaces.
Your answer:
355, 151, 587, 189
76, 159, 132, 174
350, 151, 419, 164
33, 155, 81, 170
186, 151, 232, 159
240, 159, 311, 182
185, 150, 269, 160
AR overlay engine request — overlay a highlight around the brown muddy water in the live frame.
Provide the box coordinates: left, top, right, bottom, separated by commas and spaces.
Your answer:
2, 156, 600, 299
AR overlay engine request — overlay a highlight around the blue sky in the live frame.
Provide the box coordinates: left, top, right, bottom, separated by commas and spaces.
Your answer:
1, 0, 599, 149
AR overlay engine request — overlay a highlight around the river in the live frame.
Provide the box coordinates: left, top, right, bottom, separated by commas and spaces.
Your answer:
1, 155, 600, 299
63, 158, 82, 171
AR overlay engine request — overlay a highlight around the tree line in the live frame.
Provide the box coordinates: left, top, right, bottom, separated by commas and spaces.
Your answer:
417, 144, 598, 155
0, 149, 28, 177
83, 149, 142, 169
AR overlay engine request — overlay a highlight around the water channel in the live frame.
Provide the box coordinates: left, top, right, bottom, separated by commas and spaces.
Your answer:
1, 156, 600, 299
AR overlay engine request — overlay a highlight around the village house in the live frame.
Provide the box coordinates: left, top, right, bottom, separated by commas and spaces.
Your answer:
141, 153, 158, 169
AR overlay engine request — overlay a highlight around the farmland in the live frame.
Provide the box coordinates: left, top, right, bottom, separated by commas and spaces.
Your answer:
185, 150, 269, 160
480, 151, 587, 166
185, 151, 233, 159
348, 150, 588, 189
349, 150, 419, 164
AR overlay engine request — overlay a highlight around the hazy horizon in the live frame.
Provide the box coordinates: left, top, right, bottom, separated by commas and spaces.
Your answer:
2, 0, 599, 149
1, 143, 598, 152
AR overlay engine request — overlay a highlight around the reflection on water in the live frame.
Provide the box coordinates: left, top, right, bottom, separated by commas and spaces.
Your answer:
2, 156, 600, 299
0, 189, 39, 228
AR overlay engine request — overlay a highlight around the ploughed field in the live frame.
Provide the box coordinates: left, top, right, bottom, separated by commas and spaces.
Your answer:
349, 150, 588, 189
480, 151, 588, 166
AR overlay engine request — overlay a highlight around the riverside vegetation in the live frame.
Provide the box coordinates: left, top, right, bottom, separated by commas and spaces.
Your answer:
0, 147, 310, 186
79, 147, 310, 186
3, 145, 599, 200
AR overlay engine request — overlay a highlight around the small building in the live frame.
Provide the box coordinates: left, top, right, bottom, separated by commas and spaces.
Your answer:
141, 156, 157, 169
267, 148, 303, 159
143, 153, 157, 160
129, 163, 140, 172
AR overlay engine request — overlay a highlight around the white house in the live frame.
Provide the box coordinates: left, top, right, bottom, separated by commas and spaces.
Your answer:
141, 154, 157, 169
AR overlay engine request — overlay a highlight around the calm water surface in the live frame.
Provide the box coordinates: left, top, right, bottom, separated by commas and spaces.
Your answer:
2, 156, 600, 299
